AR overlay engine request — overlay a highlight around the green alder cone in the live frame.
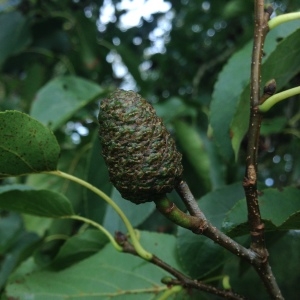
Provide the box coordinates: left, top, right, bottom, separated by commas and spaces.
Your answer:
98, 89, 183, 204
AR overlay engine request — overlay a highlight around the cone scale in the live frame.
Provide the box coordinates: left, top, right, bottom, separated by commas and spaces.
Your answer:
98, 89, 183, 204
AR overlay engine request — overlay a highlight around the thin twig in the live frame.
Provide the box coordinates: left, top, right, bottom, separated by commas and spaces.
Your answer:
174, 180, 283, 298
175, 180, 207, 219
155, 196, 257, 264
115, 232, 246, 300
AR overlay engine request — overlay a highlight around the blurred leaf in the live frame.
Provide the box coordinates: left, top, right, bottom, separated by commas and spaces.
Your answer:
0, 231, 40, 289
0, 111, 60, 177
154, 97, 196, 123
103, 188, 155, 233
0, 186, 74, 218
30, 76, 106, 131
83, 134, 111, 223
5, 232, 183, 299
27, 147, 90, 210
223, 0, 253, 19
267, 231, 300, 297
0, 211, 23, 254
177, 183, 244, 278
21, 63, 47, 108
76, 14, 99, 71
173, 120, 211, 191
203, 138, 226, 190
231, 26, 300, 158
223, 187, 300, 237
223, 231, 300, 299
260, 117, 287, 136
115, 44, 144, 89
22, 214, 53, 237
51, 229, 109, 270
210, 20, 300, 160
0, 11, 31, 67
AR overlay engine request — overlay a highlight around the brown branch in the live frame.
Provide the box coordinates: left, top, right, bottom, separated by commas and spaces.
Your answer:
244, 1, 283, 298
244, 1, 271, 258
174, 180, 284, 298
175, 180, 207, 218
155, 195, 257, 264
115, 232, 246, 300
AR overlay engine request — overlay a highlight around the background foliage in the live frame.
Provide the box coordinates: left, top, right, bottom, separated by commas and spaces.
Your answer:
1, 0, 300, 299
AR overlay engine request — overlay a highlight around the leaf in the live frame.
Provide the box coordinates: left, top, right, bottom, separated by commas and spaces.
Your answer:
0, 111, 60, 177
260, 117, 287, 136
0, 11, 31, 67
198, 182, 245, 229
5, 232, 183, 299
177, 231, 225, 279
222, 187, 300, 237
210, 20, 300, 160
223, 231, 300, 299
0, 231, 40, 290
153, 97, 196, 123
0, 186, 74, 218
0, 211, 23, 254
0, 211, 41, 290
210, 42, 252, 160
83, 134, 111, 223
115, 44, 145, 89
30, 76, 106, 131
231, 27, 300, 158
51, 229, 109, 270
173, 120, 211, 191
103, 188, 155, 233
27, 147, 90, 210
177, 183, 244, 278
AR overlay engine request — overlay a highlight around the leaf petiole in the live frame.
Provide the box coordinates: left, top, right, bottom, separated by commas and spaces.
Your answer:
63, 215, 123, 252
45, 170, 153, 260
259, 86, 300, 112
268, 12, 300, 30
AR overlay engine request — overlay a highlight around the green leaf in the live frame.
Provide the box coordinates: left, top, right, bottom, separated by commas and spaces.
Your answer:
115, 44, 144, 89
198, 182, 245, 229
0, 186, 74, 218
0, 11, 31, 67
260, 117, 287, 136
210, 20, 300, 159
0, 211, 41, 289
51, 229, 109, 270
177, 183, 244, 278
83, 134, 112, 223
0, 211, 23, 254
0, 111, 60, 177
154, 97, 196, 123
231, 27, 300, 158
30, 76, 106, 131
210, 42, 252, 160
267, 231, 300, 297
177, 230, 225, 279
223, 231, 300, 299
0, 231, 40, 290
6, 232, 183, 299
222, 187, 300, 237
27, 147, 89, 210
173, 120, 211, 191
103, 188, 155, 233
